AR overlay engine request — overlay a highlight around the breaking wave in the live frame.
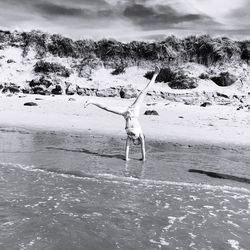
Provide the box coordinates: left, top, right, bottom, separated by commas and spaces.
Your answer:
1, 162, 250, 194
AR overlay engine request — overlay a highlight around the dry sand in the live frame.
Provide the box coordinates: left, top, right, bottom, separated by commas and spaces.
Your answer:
0, 93, 250, 146
1, 46, 250, 147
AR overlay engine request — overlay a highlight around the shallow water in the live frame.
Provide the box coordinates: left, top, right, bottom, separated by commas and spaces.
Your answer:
0, 127, 250, 249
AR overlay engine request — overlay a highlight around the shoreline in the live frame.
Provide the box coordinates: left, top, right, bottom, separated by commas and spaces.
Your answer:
1, 93, 250, 148
1, 122, 250, 151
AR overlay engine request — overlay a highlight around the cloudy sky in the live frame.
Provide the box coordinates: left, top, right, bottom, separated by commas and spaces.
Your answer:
0, 0, 249, 40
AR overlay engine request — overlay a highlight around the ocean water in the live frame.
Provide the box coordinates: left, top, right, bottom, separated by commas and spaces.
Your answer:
0, 127, 250, 250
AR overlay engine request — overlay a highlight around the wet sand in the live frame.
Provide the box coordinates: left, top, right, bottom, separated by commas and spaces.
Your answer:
0, 127, 250, 249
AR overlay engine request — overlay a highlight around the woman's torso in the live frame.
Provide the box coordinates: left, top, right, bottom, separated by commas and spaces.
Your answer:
124, 110, 142, 139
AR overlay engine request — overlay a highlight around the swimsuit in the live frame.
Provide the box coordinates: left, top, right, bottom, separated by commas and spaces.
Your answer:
124, 110, 141, 140
126, 127, 141, 140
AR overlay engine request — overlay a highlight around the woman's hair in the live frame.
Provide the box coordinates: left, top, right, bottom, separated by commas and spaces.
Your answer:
132, 135, 145, 145
132, 138, 141, 145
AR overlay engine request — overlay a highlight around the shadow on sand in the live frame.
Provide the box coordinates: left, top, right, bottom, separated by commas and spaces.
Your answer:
189, 169, 250, 184
46, 146, 125, 160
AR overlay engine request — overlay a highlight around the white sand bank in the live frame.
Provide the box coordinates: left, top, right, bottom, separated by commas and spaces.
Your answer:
0, 94, 250, 146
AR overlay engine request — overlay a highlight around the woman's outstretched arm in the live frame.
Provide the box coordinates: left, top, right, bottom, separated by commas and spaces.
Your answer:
84, 100, 125, 116
129, 66, 160, 114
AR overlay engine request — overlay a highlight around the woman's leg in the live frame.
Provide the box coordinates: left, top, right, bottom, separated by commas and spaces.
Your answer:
125, 136, 130, 161
84, 100, 125, 116
140, 133, 146, 161
129, 66, 160, 115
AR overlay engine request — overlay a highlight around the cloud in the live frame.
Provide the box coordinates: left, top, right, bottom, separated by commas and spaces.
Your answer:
34, 2, 86, 17
189, 0, 246, 18
123, 3, 214, 29
0, 0, 108, 7
59, 0, 109, 8
31, 1, 117, 21
0, 0, 249, 40
226, 0, 250, 29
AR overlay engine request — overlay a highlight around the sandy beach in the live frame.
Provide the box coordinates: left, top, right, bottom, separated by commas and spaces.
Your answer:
1, 29, 250, 250
1, 89, 250, 250
1, 93, 250, 146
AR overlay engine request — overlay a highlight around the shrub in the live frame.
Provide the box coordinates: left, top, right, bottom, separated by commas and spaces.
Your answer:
240, 41, 250, 63
145, 68, 198, 89
210, 72, 237, 87
74, 53, 102, 78
111, 65, 126, 75
21, 30, 48, 57
183, 35, 241, 66
75, 39, 96, 58
199, 73, 209, 79
34, 60, 71, 77
144, 67, 176, 83
48, 34, 76, 57
168, 70, 198, 89
111, 61, 128, 75
0, 30, 249, 67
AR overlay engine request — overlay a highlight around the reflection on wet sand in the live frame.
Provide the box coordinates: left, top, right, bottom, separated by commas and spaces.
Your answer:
1, 128, 250, 187
46, 146, 125, 160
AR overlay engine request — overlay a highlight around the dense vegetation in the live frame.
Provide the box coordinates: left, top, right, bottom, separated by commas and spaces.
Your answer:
34, 60, 71, 77
0, 30, 249, 68
144, 68, 198, 88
